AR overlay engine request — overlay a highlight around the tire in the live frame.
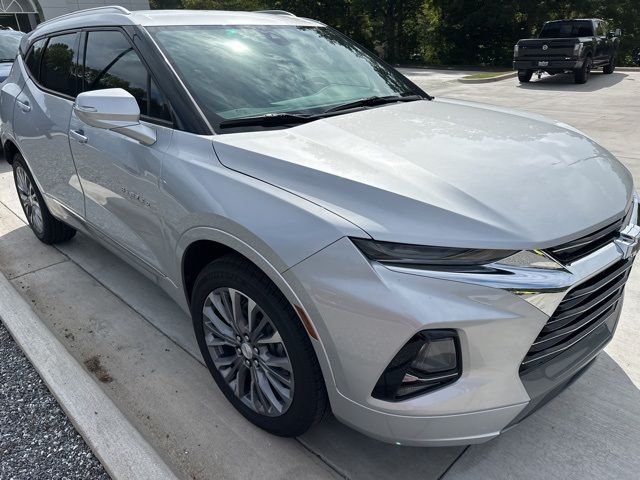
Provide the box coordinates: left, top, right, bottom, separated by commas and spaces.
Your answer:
518, 70, 532, 83
603, 55, 615, 74
574, 57, 592, 84
191, 253, 328, 437
12, 153, 76, 244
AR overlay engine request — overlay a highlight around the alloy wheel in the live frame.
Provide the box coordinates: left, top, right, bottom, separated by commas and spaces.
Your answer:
202, 287, 294, 416
15, 165, 44, 235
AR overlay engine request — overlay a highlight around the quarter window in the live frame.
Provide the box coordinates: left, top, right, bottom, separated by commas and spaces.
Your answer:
40, 33, 80, 97
83, 30, 171, 123
24, 38, 46, 80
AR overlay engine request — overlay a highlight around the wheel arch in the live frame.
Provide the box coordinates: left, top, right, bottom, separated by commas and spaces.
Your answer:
2, 138, 20, 164
178, 228, 321, 342
182, 238, 234, 306
177, 227, 338, 394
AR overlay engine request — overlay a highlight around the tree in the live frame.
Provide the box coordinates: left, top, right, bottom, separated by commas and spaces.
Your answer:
150, 0, 640, 66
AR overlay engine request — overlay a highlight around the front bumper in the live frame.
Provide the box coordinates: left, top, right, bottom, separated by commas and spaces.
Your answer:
285, 207, 636, 445
514, 58, 583, 70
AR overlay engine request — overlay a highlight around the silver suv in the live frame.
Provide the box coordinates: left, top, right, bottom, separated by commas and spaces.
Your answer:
1, 7, 638, 446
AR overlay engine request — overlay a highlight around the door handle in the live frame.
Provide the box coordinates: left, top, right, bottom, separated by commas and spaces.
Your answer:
16, 99, 31, 112
69, 129, 88, 144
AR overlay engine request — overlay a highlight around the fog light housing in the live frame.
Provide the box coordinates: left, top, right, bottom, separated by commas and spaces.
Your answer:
372, 330, 461, 401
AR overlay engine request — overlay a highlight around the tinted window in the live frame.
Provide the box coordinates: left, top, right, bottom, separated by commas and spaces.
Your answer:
540, 21, 594, 38
40, 33, 80, 97
25, 38, 45, 80
83, 30, 171, 122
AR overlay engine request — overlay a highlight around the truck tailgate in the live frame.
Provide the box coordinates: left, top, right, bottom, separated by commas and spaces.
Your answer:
519, 38, 577, 58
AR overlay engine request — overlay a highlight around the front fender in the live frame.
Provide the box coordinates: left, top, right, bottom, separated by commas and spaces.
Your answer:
174, 225, 340, 394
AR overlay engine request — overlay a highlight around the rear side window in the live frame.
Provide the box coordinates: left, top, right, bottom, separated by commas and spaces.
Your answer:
40, 33, 80, 97
83, 30, 171, 123
24, 38, 46, 80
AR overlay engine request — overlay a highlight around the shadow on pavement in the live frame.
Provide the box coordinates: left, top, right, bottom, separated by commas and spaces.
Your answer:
447, 352, 640, 479
518, 71, 627, 92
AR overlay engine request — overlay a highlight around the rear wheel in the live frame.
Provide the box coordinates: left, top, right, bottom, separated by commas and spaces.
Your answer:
191, 254, 327, 437
12, 153, 76, 244
518, 70, 533, 83
603, 54, 616, 74
574, 57, 592, 84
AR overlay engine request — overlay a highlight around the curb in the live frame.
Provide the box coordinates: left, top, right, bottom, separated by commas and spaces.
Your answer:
458, 72, 518, 83
0, 271, 179, 480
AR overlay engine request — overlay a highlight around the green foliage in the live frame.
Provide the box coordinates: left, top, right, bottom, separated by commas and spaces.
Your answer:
151, 0, 640, 66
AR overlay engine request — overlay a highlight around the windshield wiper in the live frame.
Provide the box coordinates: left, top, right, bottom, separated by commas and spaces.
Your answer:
218, 94, 427, 129
323, 94, 425, 114
219, 112, 321, 129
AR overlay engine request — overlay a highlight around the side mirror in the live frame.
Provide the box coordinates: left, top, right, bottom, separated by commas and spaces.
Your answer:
615, 28, 622, 36
73, 88, 156, 146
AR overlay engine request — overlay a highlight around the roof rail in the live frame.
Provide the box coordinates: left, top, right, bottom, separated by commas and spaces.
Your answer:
254, 10, 297, 17
39, 5, 131, 27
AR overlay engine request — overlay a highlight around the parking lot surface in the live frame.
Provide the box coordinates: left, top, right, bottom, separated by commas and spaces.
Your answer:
0, 70, 638, 479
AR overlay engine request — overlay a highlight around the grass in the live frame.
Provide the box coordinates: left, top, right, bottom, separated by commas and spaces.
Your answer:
462, 71, 512, 79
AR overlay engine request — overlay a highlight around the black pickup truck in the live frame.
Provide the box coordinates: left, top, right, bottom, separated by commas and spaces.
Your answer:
514, 19, 620, 84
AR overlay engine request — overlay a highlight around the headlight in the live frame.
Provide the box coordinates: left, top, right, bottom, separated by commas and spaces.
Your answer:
573, 42, 584, 56
514, 44, 519, 57
351, 238, 518, 268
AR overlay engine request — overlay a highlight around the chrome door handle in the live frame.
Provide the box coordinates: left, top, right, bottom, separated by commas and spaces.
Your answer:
69, 129, 88, 144
16, 100, 31, 112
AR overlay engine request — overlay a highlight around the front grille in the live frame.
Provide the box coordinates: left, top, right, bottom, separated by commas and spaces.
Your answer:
520, 258, 632, 373
545, 210, 630, 264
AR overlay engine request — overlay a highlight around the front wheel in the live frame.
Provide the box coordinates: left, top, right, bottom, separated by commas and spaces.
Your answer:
603, 55, 616, 74
191, 254, 328, 437
12, 153, 76, 244
518, 70, 533, 83
575, 57, 592, 84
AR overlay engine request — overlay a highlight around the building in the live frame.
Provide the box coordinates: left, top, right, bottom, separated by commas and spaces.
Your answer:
0, 0, 150, 31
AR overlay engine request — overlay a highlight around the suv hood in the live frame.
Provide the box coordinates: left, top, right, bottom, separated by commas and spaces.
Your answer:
213, 98, 633, 249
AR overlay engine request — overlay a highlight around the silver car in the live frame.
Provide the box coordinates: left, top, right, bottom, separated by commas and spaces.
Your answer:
1, 7, 638, 446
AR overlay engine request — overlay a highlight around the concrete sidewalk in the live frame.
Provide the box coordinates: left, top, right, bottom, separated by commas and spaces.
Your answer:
0, 70, 639, 479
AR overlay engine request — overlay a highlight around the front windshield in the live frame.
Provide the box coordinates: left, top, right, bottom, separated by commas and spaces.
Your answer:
539, 21, 593, 38
0, 32, 24, 61
149, 25, 421, 126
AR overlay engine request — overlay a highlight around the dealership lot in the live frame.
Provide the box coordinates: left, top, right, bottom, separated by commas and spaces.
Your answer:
0, 70, 638, 479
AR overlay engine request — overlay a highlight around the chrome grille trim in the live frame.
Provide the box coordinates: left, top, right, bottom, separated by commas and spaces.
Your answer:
520, 258, 632, 372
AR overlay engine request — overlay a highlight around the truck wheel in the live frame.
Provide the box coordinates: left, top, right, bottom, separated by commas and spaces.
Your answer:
574, 57, 592, 84
518, 70, 533, 83
603, 55, 615, 74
